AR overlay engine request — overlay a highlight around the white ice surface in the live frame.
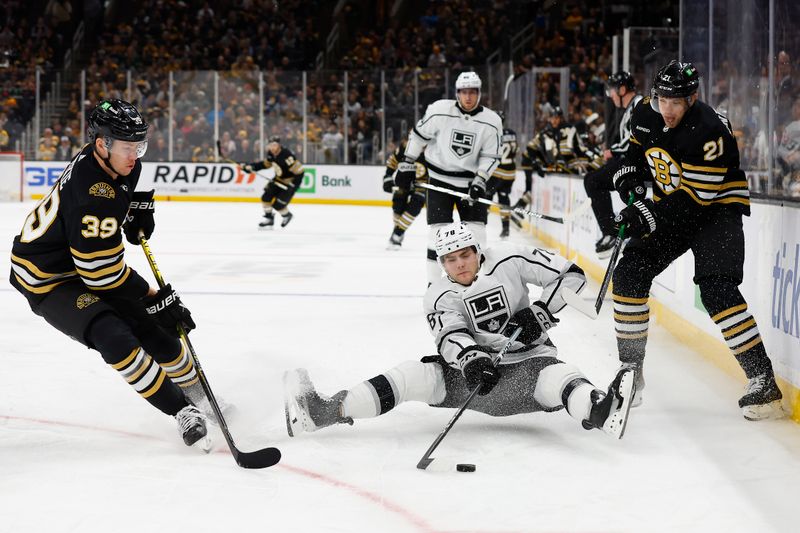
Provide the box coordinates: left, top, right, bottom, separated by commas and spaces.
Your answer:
1, 201, 798, 533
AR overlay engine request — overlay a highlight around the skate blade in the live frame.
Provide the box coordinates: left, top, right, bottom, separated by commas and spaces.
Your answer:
386, 243, 402, 251
258, 226, 275, 231
603, 370, 635, 439
596, 249, 613, 260
742, 400, 785, 421
283, 369, 313, 437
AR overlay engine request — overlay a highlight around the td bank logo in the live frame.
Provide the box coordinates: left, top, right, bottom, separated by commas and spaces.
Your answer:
297, 168, 316, 193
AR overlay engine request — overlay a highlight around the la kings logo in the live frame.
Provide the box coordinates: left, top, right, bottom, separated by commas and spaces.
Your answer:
450, 130, 475, 158
464, 286, 510, 333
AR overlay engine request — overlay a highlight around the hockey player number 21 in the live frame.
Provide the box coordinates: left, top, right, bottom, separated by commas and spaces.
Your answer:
19, 187, 61, 243
703, 137, 723, 161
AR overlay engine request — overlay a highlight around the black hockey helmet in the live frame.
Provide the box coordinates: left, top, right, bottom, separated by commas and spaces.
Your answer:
607, 70, 636, 92
652, 60, 700, 99
87, 99, 149, 143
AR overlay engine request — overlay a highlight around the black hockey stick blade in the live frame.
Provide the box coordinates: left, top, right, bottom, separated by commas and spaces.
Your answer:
232, 447, 282, 469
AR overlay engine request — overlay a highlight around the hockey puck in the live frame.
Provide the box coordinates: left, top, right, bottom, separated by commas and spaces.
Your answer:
456, 463, 476, 472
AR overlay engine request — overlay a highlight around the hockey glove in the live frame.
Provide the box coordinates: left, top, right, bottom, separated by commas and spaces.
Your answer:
394, 160, 416, 190
123, 190, 155, 245
382, 171, 394, 193
502, 301, 558, 345
612, 164, 647, 203
461, 347, 500, 396
142, 284, 196, 335
469, 171, 488, 200
532, 161, 546, 178
615, 199, 658, 238
241, 163, 255, 173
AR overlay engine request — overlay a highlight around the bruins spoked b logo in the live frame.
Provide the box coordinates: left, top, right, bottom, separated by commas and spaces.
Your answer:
450, 130, 475, 158
76, 293, 100, 310
464, 286, 510, 333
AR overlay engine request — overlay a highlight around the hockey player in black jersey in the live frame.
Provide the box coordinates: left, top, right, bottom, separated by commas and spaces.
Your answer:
611, 60, 784, 420
9, 99, 211, 450
584, 71, 643, 257
486, 122, 518, 239
382, 136, 428, 249
243, 136, 304, 229
283, 222, 636, 440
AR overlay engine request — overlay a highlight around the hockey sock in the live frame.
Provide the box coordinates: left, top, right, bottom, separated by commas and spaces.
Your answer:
612, 293, 649, 364
89, 313, 186, 416
277, 207, 290, 216
160, 340, 199, 392
711, 303, 772, 377
534, 363, 594, 423
396, 211, 416, 231
341, 361, 445, 419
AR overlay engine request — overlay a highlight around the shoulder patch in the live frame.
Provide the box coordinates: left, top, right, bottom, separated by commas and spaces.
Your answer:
76, 293, 100, 309
642, 96, 651, 104
89, 182, 116, 199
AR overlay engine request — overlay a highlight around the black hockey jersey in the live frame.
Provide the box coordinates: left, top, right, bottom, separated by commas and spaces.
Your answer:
251, 148, 304, 187
521, 123, 594, 175
10, 145, 149, 303
492, 128, 518, 181
627, 97, 750, 216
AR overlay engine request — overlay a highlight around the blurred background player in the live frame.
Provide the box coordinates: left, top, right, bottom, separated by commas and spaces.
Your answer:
394, 71, 502, 284
486, 117, 518, 239
584, 71, 643, 257
9, 99, 208, 450
612, 60, 783, 420
382, 134, 428, 249
243, 136, 304, 229
283, 222, 636, 439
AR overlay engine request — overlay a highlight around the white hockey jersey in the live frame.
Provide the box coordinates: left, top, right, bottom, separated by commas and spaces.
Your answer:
422, 244, 586, 371
406, 99, 503, 187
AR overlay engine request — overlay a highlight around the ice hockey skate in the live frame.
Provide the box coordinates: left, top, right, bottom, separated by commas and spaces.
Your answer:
280, 211, 294, 227
258, 212, 275, 230
739, 373, 785, 421
631, 366, 645, 408
283, 368, 353, 436
387, 231, 404, 250
175, 404, 212, 452
499, 223, 510, 239
585, 365, 636, 439
595, 235, 615, 258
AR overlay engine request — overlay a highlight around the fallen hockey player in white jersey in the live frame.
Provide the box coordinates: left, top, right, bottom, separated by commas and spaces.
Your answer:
283, 222, 636, 440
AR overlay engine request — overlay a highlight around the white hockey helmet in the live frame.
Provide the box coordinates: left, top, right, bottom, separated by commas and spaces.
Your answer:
455, 71, 482, 91
435, 222, 481, 261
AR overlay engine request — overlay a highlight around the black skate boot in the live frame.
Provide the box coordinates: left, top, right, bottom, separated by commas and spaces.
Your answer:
500, 220, 510, 239
175, 404, 211, 452
258, 212, 275, 229
387, 230, 404, 250
283, 368, 354, 436
739, 373, 784, 420
595, 235, 615, 258
280, 211, 294, 227
584, 365, 636, 439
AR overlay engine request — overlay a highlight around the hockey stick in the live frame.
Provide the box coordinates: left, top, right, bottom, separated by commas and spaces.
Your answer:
139, 236, 282, 469
419, 182, 565, 224
215, 140, 279, 186
416, 327, 522, 471
562, 190, 638, 319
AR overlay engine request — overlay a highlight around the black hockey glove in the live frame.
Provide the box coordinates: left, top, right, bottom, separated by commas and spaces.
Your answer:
469, 171, 488, 200
612, 164, 646, 203
382, 171, 394, 193
241, 163, 255, 173
532, 161, 546, 178
142, 284, 196, 335
123, 190, 155, 245
394, 160, 416, 190
461, 347, 500, 396
615, 199, 658, 238
502, 301, 558, 345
